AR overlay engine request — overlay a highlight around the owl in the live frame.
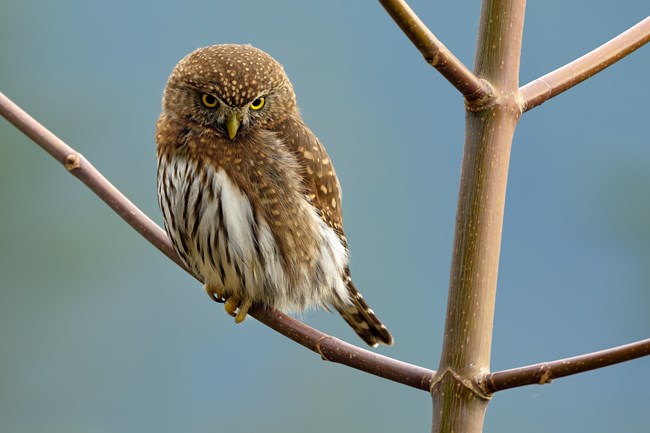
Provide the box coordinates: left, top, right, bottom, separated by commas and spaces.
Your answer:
156, 44, 393, 347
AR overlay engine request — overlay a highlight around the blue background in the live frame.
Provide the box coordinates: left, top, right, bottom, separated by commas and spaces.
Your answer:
1, 1, 648, 431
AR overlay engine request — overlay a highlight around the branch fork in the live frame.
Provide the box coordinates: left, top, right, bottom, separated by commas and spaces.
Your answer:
431, 368, 492, 400
377, 1, 649, 431
380, 1, 649, 113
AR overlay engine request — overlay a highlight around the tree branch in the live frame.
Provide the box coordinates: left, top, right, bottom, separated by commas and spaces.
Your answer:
254, 307, 434, 391
378, 0, 493, 104
520, 16, 650, 112
485, 338, 650, 393
430, 0, 527, 431
0, 92, 184, 270
0, 91, 434, 392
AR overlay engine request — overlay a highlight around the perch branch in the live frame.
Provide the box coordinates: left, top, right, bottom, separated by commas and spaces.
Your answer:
378, 0, 493, 104
486, 338, 650, 392
520, 16, 650, 111
0, 91, 434, 392
254, 307, 433, 391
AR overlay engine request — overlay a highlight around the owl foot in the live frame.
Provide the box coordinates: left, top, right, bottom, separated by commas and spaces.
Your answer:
204, 285, 252, 323
224, 296, 253, 324
204, 285, 226, 303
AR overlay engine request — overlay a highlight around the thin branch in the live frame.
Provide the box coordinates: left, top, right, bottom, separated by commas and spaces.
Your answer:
0, 93, 184, 270
0, 91, 434, 392
378, 0, 493, 104
486, 338, 650, 393
520, 16, 650, 112
254, 307, 433, 391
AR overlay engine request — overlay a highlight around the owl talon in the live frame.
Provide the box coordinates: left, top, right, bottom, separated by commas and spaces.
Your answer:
204, 285, 226, 303
224, 296, 240, 317
223, 296, 252, 323
234, 299, 253, 324
205, 287, 250, 323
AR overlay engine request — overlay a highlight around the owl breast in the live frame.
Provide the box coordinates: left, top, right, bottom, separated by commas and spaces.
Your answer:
157, 152, 350, 312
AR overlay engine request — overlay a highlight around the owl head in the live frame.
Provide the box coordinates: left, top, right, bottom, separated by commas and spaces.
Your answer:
162, 44, 297, 140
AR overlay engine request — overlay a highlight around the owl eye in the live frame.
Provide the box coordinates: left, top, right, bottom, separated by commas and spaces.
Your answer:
201, 94, 219, 108
250, 97, 265, 111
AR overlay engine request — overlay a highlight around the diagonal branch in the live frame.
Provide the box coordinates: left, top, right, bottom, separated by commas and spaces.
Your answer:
520, 16, 650, 112
378, 0, 493, 104
0, 91, 434, 392
0, 93, 184, 271
255, 308, 433, 391
485, 338, 650, 393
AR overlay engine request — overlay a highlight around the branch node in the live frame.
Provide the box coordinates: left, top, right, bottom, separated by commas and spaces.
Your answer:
539, 366, 552, 384
64, 152, 81, 171
424, 50, 440, 67
473, 369, 494, 398
314, 336, 329, 361
431, 368, 492, 401
464, 79, 497, 111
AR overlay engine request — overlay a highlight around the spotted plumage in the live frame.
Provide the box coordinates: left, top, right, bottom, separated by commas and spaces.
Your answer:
156, 44, 392, 346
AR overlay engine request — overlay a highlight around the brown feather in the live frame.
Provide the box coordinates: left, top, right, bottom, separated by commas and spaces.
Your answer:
274, 116, 393, 346
273, 116, 346, 244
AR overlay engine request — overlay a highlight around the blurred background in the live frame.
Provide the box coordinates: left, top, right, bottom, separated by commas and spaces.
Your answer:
1, 1, 648, 432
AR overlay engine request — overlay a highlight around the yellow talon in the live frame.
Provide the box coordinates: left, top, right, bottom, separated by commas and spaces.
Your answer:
204, 285, 225, 303
204, 286, 251, 323
234, 299, 253, 323
224, 296, 240, 317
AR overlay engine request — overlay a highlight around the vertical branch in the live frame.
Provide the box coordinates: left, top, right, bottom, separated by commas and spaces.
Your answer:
431, 0, 526, 432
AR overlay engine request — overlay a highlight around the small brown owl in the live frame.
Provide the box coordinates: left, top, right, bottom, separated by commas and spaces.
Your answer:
156, 44, 392, 346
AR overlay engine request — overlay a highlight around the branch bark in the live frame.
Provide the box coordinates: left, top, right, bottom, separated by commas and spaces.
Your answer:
379, 0, 493, 104
485, 338, 650, 392
255, 308, 434, 391
520, 16, 650, 111
0, 90, 434, 392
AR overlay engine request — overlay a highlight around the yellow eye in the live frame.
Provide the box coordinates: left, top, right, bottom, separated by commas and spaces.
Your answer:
201, 94, 218, 108
250, 97, 265, 110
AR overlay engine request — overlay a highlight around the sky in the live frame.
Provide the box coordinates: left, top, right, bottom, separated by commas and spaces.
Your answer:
1, 1, 648, 432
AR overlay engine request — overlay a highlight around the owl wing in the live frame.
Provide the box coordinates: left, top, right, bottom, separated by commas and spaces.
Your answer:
277, 117, 394, 346
278, 116, 346, 246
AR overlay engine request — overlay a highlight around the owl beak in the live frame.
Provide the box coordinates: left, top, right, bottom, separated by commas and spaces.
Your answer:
226, 112, 241, 140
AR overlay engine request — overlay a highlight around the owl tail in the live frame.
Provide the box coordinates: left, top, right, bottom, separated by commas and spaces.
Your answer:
335, 273, 394, 347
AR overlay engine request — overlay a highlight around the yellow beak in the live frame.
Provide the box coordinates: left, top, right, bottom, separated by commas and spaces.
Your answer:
226, 112, 241, 140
